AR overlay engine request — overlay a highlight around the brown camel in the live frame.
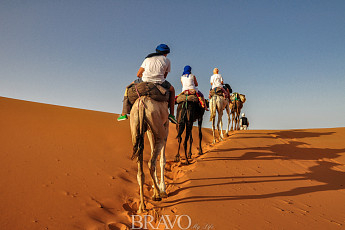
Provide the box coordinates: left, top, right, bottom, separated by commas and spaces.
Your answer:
130, 96, 169, 213
229, 93, 246, 131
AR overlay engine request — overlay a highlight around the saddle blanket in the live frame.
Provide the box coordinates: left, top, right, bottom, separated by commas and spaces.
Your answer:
127, 82, 169, 104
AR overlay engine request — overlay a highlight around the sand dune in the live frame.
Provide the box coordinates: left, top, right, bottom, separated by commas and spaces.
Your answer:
1, 96, 345, 230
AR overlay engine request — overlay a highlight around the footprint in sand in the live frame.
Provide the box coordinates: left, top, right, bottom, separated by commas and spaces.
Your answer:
108, 222, 130, 230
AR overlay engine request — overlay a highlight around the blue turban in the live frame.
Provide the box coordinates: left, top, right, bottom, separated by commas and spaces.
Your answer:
156, 44, 170, 54
182, 65, 192, 76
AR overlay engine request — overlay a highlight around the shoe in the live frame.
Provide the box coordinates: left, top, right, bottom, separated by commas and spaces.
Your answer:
168, 114, 177, 124
117, 114, 128, 121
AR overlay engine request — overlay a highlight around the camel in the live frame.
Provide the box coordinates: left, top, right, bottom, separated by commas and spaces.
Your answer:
129, 96, 169, 213
229, 93, 246, 131
175, 100, 205, 164
209, 95, 231, 143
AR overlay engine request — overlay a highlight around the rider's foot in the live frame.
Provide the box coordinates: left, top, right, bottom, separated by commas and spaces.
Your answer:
168, 114, 177, 124
117, 114, 128, 121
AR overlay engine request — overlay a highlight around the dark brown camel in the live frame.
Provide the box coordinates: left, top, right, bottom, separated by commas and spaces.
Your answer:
175, 100, 205, 164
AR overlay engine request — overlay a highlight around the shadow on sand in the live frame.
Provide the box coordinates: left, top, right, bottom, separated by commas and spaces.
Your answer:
160, 130, 345, 208
229, 130, 336, 140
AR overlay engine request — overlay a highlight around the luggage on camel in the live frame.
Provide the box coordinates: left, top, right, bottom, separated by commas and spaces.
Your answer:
230, 92, 246, 103
127, 81, 169, 105
175, 89, 207, 109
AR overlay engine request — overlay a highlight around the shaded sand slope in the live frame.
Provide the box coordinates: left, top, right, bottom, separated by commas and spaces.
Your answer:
159, 128, 345, 229
0, 97, 212, 229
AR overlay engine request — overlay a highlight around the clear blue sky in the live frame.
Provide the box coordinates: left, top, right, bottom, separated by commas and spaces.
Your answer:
1, 0, 344, 129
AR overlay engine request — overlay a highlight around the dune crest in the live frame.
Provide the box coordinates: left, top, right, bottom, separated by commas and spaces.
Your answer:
1, 96, 345, 229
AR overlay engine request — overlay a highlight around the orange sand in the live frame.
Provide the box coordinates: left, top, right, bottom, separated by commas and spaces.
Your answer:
1, 96, 345, 230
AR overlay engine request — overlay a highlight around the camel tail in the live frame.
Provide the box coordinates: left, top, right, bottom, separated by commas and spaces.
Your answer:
209, 96, 217, 122
131, 100, 145, 161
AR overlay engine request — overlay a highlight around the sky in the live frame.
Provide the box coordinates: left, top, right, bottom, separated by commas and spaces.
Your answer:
1, 0, 344, 130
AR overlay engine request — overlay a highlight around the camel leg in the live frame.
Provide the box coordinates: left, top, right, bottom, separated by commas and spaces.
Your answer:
175, 122, 185, 162
175, 137, 182, 162
188, 132, 193, 159
175, 104, 183, 162
145, 125, 163, 201
210, 98, 217, 144
219, 117, 224, 141
148, 145, 162, 201
230, 112, 234, 131
236, 111, 240, 130
137, 154, 146, 213
236, 117, 239, 130
183, 137, 189, 164
183, 122, 192, 164
225, 103, 230, 136
159, 146, 167, 198
198, 118, 203, 155
159, 121, 169, 198
212, 118, 216, 144
146, 131, 159, 186
218, 109, 224, 141
130, 102, 146, 213
147, 114, 168, 201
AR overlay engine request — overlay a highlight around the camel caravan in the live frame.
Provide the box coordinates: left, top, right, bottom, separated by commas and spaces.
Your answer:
117, 44, 246, 213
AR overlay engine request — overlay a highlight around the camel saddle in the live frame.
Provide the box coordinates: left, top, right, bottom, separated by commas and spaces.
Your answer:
127, 82, 169, 104
209, 87, 225, 97
176, 89, 199, 104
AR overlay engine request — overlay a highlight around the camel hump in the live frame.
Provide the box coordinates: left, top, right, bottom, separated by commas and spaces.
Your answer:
239, 94, 246, 103
230, 92, 245, 103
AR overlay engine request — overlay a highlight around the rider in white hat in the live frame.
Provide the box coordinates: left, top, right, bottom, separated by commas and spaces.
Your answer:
240, 113, 249, 130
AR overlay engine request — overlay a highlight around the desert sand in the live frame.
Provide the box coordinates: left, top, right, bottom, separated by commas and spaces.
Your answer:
1, 96, 345, 230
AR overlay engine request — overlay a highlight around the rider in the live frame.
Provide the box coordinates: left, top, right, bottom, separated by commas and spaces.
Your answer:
209, 68, 228, 99
179, 65, 207, 110
117, 44, 177, 124
240, 113, 249, 130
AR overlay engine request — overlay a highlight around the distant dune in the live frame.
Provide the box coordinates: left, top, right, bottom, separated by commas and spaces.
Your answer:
1, 96, 345, 230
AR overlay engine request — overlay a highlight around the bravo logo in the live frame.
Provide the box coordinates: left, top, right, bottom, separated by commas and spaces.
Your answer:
131, 214, 192, 229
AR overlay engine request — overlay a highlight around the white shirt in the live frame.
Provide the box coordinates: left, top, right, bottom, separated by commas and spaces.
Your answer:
141, 55, 171, 84
181, 74, 197, 92
210, 74, 223, 89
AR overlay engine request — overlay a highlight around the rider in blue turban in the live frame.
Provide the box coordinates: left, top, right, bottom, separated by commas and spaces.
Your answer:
146, 44, 170, 58
182, 65, 192, 76
156, 44, 170, 54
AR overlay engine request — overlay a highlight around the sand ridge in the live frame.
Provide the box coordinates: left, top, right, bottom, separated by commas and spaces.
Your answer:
1, 96, 345, 230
